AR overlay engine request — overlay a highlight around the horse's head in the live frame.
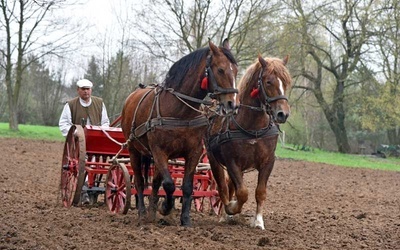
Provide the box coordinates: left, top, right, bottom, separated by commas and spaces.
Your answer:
205, 39, 238, 115
244, 55, 292, 123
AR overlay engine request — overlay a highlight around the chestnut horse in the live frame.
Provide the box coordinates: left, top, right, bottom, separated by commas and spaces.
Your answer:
121, 39, 238, 226
206, 55, 292, 229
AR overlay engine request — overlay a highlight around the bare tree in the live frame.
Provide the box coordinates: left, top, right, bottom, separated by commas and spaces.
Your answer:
284, 0, 376, 153
0, 0, 80, 130
85, 0, 158, 121
0, 66, 6, 120
130, 0, 279, 65
360, 0, 400, 145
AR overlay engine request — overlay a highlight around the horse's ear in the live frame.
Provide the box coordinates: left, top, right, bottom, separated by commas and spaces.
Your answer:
209, 40, 219, 55
283, 54, 290, 65
258, 54, 267, 68
222, 38, 231, 51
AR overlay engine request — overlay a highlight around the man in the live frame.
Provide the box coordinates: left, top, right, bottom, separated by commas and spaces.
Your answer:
59, 79, 110, 137
59, 79, 110, 205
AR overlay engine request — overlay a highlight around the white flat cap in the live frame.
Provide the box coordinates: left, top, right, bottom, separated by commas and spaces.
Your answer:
77, 79, 93, 88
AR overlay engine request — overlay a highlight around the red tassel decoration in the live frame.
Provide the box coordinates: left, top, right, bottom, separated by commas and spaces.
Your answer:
250, 88, 259, 98
201, 77, 208, 90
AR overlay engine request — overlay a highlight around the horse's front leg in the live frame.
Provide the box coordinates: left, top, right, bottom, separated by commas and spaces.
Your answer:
225, 162, 248, 215
208, 153, 230, 208
251, 161, 274, 230
151, 156, 175, 217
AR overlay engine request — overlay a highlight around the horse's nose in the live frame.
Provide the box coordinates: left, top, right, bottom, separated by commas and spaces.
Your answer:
276, 111, 289, 123
228, 100, 237, 110
223, 100, 236, 114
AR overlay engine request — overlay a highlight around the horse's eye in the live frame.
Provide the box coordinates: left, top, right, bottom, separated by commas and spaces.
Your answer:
218, 68, 224, 74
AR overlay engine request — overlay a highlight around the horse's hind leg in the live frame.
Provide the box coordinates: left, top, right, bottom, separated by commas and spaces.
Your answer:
180, 156, 200, 227
135, 156, 151, 210
148, 168, 162, 222
128, 149, 146, 221
252, 161, 274, 230
143, 156, 151, 186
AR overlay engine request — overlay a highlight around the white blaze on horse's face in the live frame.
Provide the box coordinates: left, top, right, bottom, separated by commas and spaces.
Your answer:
278, 78, 285, 95
230, 63, 237, 100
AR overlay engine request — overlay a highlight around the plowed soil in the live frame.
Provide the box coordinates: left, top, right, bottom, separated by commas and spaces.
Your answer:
0, 138, 399, 250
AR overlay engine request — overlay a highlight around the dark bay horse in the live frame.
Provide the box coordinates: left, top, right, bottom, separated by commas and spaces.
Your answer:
121, 39, 238, 226
206, 55, 292, 230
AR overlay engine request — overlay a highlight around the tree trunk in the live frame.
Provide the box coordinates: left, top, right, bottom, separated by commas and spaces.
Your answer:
317, 89, 351, 153
334, 122, 351, 153
8, 100, 19, 131
387, 128, 400, 145
324, 112, 351, 153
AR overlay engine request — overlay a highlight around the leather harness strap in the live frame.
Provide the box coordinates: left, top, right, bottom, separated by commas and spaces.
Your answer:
206, 121, 279, 152
129, 85, 209, 155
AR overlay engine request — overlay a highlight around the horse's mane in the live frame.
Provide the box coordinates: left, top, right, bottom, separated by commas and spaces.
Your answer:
162, 46, 237, 89
238, 57, 292, 96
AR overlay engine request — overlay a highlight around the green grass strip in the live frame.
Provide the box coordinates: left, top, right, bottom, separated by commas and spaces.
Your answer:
0, 123, 64, 142
276, 145, 400, 171
1, 123, 399, 171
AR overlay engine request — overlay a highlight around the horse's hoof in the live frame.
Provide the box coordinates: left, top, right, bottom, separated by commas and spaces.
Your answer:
218, 214, 234, 223
180, 220, 192, 227
135, 211, 148, 226
225, 201, 240, 215
253, 224, 265, 230
146, 213, 156, 223
251, 217, 265, 230
138, 209, 147, 219
158, 218, 172, 226
158, 204, 171, 216
225, 204, 235, 215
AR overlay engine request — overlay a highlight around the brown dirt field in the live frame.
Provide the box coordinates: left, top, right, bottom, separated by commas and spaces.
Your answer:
0, 138, 399, 250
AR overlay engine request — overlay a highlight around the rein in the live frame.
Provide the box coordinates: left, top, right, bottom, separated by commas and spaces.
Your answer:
166, 88, 212, 112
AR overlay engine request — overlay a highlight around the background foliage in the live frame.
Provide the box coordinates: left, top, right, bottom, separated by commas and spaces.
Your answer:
1, 0, 399, 154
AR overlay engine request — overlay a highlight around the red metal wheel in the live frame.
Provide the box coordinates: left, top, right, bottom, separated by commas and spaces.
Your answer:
60, 125, 86, 207
193, 177, 207, 212
105, 162, 131, 214
193, 192, 205, 213
210, 195, 223, 215
193, 168, 222, 215
209, 173, 223, 215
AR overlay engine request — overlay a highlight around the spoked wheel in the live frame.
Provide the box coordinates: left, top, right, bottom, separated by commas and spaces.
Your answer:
209, 174, 223, 215
193, 181, 206, 212
193, 197, 204, 212
193, 170, 222, 215
105, 162, 131, 214
210, 194, 223, 215
60, 125, 86, 207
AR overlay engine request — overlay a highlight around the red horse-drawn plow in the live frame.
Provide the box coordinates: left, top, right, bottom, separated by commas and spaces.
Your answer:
60, 121, 222, 215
